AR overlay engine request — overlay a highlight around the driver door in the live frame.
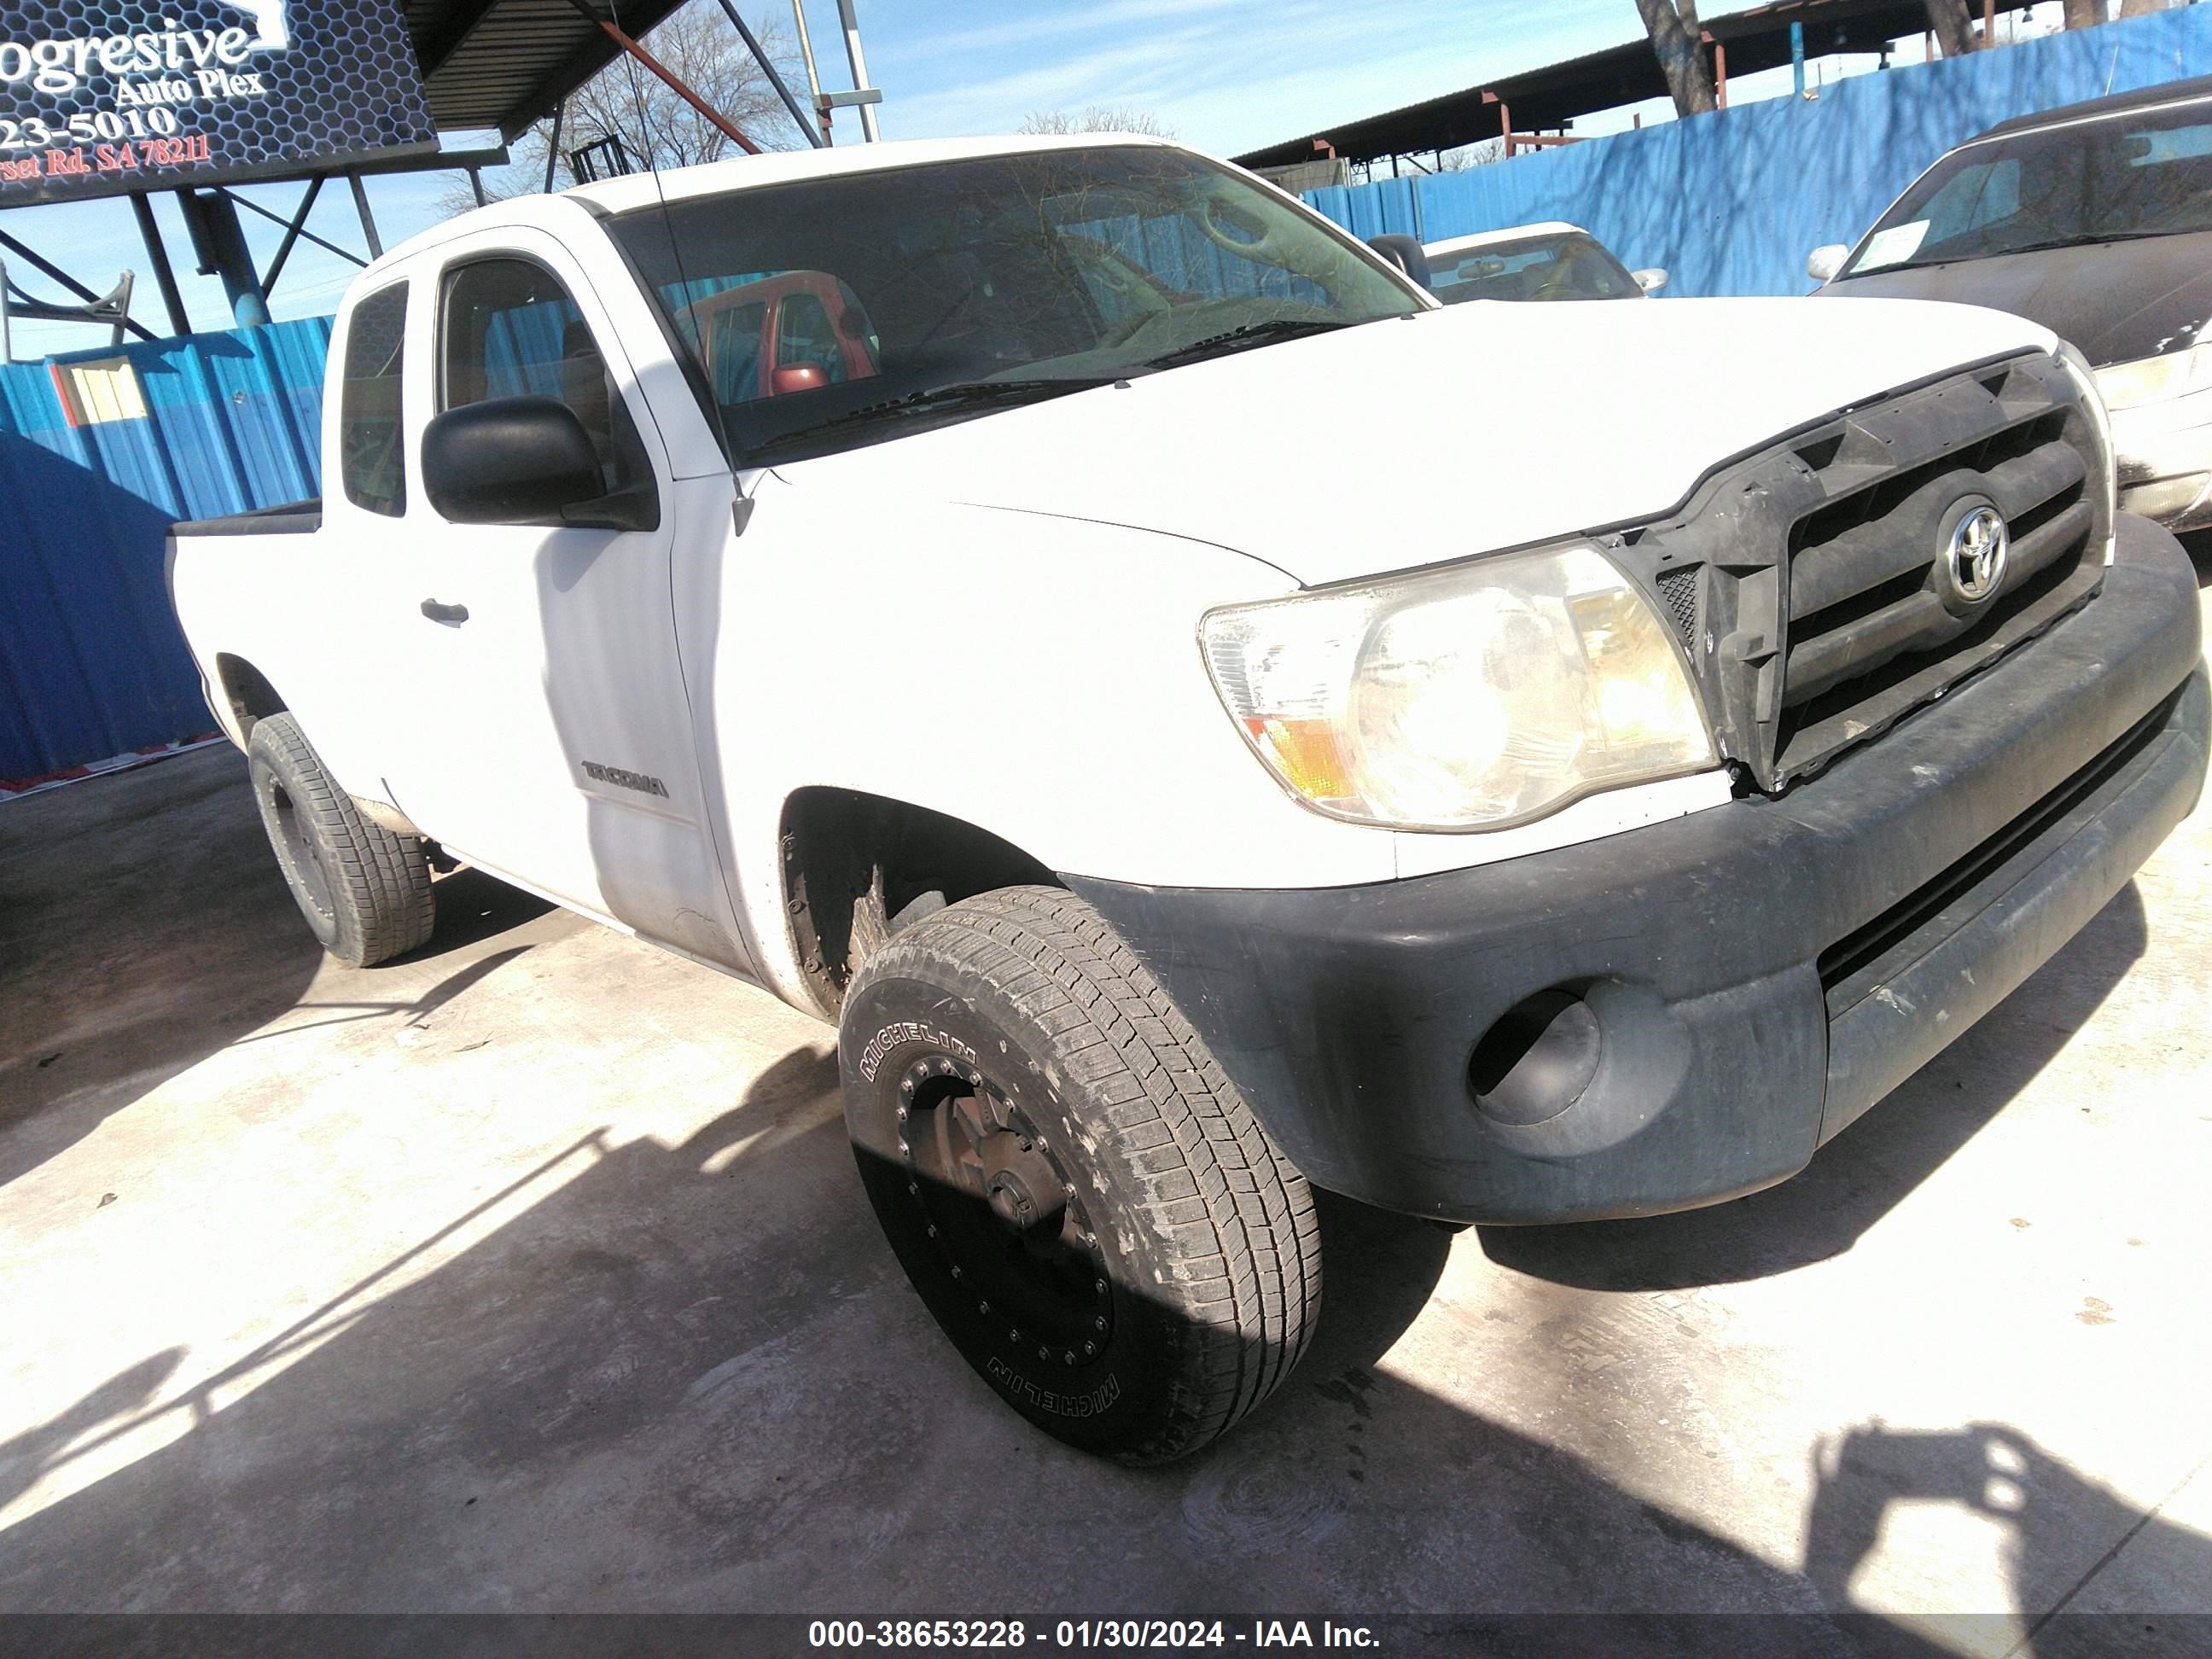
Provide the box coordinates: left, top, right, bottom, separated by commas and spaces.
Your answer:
383, 233, 748, 972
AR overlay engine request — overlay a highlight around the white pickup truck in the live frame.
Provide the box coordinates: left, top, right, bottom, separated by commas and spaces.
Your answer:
167, 133, 2207, 1464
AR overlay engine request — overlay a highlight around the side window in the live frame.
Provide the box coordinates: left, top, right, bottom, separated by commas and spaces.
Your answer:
438, 256, 651, 504
775, 291, 848, 384
340, 282, 408, 518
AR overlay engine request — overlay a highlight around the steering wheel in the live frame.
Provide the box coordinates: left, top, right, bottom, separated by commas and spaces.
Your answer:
1194, 195, 1292, 266
1533, 253, 1580, 302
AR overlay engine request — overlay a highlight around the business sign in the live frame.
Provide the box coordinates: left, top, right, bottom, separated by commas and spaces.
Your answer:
0, 1, 436, 207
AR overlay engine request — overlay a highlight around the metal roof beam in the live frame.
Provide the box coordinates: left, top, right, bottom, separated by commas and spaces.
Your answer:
412, 0, 507, 78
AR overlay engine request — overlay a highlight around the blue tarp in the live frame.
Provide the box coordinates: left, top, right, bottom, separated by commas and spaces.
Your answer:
0, 317, 329, 779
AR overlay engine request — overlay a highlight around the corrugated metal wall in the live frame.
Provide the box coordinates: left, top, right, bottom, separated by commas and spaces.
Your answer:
0, 317, 329, 782
1306, 6, 2212, 299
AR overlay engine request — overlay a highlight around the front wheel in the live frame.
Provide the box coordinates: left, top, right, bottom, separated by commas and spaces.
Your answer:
839, 887, 1321, 1464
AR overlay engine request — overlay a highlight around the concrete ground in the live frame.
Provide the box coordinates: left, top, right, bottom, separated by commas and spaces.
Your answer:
3, 585, 2209, 1655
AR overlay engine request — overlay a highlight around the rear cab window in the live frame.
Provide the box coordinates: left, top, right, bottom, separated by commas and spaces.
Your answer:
339, 282, 409, 517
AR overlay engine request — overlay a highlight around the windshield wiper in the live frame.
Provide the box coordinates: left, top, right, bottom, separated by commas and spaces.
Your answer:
764, 376, 1120, 447
1141, 317, 1351, 370
2001, 228, 2203, 256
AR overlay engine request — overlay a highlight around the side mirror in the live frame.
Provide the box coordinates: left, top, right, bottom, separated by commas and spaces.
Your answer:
771, 363, 828, 395
1807, 244, 1848, 283
1367, 233, 1432, 289
422, 396, 650, 531
1632, 267, 1669, 294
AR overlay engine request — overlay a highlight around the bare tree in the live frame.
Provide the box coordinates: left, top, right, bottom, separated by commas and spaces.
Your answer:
439, 1, 804, 216
2061, 0, 2105, 25
1438, 139, 1506, 172
2118, 0, 2172, 15
1017, 108, 1177, 138
1633, 1, 1716, 117
1922, 0, 1982, 55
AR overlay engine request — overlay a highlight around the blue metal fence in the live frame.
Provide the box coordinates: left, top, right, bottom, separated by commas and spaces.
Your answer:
1306, 6, 2212, 299
0, 317, 329, 781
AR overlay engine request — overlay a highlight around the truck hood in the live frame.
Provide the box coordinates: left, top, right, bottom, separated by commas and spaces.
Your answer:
778, 294, 2053, 587
1819, 235, 2212, 369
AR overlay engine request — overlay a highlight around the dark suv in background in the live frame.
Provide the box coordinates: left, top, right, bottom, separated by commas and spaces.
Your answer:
1811, 75, 2212, 530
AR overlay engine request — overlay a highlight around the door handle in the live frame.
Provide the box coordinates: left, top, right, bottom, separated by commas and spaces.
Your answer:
420, 598, 470, 625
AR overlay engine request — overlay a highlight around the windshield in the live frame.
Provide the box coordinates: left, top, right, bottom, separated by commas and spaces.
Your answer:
1427, 233, 1643, 303
1843, 98, 2212, 276
608, 145, 1422, 463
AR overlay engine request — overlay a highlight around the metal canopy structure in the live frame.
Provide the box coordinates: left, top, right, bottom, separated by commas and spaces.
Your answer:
2, 0, 872, 349
1233, 0, 2046, 171
406, 0, 690, 138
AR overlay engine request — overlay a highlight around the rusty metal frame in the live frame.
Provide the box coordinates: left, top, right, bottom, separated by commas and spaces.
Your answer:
564, 0, 762, 155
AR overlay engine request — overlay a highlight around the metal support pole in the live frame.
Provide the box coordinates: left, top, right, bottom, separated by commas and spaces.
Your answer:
469, 167, 488, 207
833, 0, 880, 141
178, 189, 271, 327
711, 0, 822, 146
130, 192, 189, 337
544, 101, 565, 193
1791, 21, 1807, 96
792, 0, 833, 143
255, 177, 330, 297
348, 172, 382, 260
0, 225, 162, 342
223, 182, 363, 275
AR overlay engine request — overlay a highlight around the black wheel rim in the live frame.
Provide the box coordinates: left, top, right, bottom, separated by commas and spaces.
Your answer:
895, 1053, 1113, 1370
259, 769, 334, 924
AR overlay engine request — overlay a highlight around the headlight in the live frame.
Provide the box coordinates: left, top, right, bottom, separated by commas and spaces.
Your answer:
2093, 341, 2212, 411
2056, 341, 2119, 555
1200, 543, 1716, 831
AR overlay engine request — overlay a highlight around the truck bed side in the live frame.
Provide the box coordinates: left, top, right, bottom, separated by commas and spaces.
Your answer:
170, 499, 323, 538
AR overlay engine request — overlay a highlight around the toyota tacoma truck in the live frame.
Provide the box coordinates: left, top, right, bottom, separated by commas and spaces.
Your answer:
166, 134, 2208, 1464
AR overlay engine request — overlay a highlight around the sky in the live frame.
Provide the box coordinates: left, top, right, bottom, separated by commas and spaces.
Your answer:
1, 0, 2086, 357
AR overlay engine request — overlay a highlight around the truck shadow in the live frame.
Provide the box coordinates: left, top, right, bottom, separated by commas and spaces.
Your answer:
0, 749, 323, 1196
0, 749, 558, 1196
405, 865, 557, 958
1, 1041, 2199, 1649
0, 1064, 1787, 1626
1477, 881, 2149, 1292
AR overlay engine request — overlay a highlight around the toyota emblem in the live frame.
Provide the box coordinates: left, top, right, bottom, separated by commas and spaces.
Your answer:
1944, 504, 2010, 605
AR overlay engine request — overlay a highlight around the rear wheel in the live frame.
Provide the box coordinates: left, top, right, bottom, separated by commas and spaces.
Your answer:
839, 886, 1320, 1464
246, 713, 434, 968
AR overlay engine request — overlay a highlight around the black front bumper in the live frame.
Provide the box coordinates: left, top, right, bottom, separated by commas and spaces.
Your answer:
1071, 515, 2207, 1225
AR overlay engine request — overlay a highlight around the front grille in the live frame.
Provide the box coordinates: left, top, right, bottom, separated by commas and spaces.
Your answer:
1610, 352, 2108, 790
1655, 566, 1700, 645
